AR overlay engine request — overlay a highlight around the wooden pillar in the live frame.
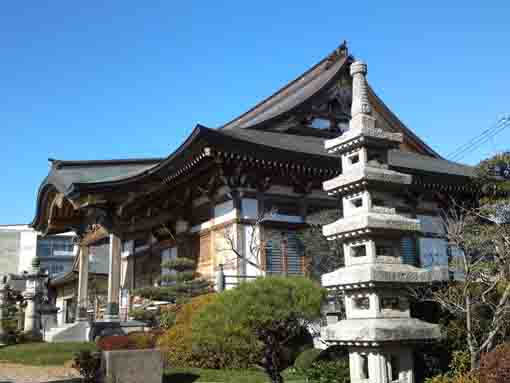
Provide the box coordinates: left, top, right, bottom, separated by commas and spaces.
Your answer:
105, 233, 121, 321
76, 246, 89, 321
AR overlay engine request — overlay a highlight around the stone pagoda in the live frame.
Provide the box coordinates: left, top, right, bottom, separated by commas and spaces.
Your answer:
321, 61, 444, 383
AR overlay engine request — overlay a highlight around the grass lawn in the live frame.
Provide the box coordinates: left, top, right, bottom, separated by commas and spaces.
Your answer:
0, 342, 97, 366
164, 368, 305, 383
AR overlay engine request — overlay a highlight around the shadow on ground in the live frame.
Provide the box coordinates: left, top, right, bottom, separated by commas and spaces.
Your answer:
163, 372, 200, 383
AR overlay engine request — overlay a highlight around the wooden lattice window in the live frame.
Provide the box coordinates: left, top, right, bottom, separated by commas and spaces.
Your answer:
265, 232, 304, 275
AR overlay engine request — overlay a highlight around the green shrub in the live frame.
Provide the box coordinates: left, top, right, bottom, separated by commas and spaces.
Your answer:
193, 276, 325, 382
157, 294, 223, 368
294, 348, 322, 370
129, 307, 159, 325
301, 359, 350, 383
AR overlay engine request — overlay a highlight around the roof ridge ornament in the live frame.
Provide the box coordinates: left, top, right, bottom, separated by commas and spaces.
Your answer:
324, 40, 349, 69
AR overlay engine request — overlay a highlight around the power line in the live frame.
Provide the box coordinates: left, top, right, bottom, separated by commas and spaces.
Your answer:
447, 123, 500, 159
448, 116, 510, 162
447, 116, 508, 160
450, 119, 509, 161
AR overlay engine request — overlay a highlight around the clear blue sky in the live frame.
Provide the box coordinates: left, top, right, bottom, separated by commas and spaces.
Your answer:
1, 1, 509, 225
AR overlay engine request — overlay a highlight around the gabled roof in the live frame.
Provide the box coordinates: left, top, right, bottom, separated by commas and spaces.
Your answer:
221, 46, 349, 130
220, 42, 439, 158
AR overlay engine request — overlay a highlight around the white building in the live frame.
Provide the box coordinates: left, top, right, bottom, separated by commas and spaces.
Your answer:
0, 225, 76, 282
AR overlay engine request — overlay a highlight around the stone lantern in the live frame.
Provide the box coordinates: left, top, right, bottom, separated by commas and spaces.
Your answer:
320, 61, 444, 383
21, 257, 47, 338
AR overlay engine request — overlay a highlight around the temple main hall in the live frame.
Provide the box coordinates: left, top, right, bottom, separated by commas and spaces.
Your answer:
30, 42, 475, 362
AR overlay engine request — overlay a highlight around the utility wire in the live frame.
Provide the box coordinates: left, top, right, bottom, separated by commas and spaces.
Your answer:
450, 120, 509, 161
448, 116, 510, 162
447, 123, 500, 159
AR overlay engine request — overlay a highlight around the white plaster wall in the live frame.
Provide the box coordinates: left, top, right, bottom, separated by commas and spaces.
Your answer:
214, 224, 239, 274
243, 225, 263, 277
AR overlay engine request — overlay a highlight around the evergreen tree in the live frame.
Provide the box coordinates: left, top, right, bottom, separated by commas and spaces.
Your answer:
135, 254, 212, 304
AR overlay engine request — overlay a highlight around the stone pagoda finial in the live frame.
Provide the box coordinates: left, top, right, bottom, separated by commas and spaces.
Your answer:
350, 61, 371, 117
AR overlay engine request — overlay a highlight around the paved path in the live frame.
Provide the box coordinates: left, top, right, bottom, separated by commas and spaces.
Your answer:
0, 363, 79, 383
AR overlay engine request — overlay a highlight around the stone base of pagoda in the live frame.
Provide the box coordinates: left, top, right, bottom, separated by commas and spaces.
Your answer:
321, 317, 442, 344
322, 264, 449, 288
347, 344, 415, 383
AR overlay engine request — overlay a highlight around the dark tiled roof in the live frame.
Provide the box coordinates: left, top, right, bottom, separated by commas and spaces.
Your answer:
221, 47, 349, 130
47, 158, 162, 195
219, 128, 337, 158
388, 150, 476, 178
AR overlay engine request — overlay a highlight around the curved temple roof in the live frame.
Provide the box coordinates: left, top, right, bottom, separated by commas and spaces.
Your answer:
31, 125, 341, 233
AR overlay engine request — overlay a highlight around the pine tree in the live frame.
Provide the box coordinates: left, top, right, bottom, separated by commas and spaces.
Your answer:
135, 255, 212, 304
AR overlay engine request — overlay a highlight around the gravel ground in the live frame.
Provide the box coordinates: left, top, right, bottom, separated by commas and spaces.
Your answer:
0, 362, 80, 383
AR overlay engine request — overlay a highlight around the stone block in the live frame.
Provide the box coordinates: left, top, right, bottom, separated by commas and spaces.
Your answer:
325, 125, 403, 153
321, 317, 442, 343
322, 212, 421, 239
323, 165, 412, 194
322, 264, 449, 288
101, 349, 163, 383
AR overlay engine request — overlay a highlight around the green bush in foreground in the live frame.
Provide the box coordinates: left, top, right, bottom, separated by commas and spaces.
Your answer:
193, 276, 325, 383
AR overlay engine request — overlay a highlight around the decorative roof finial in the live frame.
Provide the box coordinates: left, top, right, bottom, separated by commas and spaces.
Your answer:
338, 40, 348, 56
350, 60, 371, 117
